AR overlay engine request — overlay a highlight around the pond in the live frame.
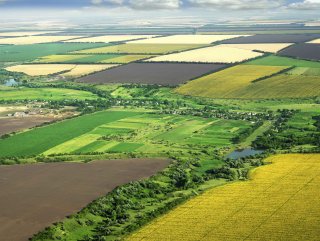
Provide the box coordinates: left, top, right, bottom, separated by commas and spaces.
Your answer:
227, 148, 264, 160
3, 78, 18, 87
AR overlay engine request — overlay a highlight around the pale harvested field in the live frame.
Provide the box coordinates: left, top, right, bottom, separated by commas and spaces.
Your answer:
0, 36, 83, 45
127, 154, 320, 241
220, 43, 293, 53
308, 38, 320, 44
64, 35, 159, 43
6, 64, 76, 76
130, 34, 248, 44
61, 64, 118, 77
0, 31, 59, 37
146, 45, 263, 63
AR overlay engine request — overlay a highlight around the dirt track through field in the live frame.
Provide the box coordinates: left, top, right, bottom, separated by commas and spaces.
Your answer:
0, 158, 170, 241
0, 116, 56, 136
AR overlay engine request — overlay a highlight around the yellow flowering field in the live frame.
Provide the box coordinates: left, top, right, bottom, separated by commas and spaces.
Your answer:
127, 154, 320, 241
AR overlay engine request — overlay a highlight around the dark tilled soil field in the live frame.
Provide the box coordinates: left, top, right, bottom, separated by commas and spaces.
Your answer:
0, 116, 56, 136
77, 63, 226, 86
220, 34, 320, 44
278, 43, 320, 61
0, 158, 170, 241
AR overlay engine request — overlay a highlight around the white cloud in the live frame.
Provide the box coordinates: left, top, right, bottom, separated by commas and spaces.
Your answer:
91, 0, 124, 5
288, 0, 320, 9
128, 0, 181, 9
188, 0, 283, 10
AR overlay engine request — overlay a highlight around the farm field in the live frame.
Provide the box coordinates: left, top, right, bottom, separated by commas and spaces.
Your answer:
0, 158, 169, 241
129, 34, 247, 44
0, 109, 251, 157
35, 54, 153, 64
0, 35, 83, 45
127, 154, 320, 241
6, 64, 117, 76
74, 43, 205, 54
176, 65, 288, 98
309, 38, 320, 43
219, 43, 292, 53
278, 43, 320, 61
0, 31, 59, 37
64, 35, 159, 43
0, 87, 99, 101
0, 43, 108, 62
220, 34, 320, 43
77, 63, 226, 86
0, 116, 57, 136
245, 55, 320, 67
146, 45, 263, 63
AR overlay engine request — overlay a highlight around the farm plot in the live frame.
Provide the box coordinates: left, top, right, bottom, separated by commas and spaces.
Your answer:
219, 43, 292, 53
6, 64, 117, 77
146, 45, 263, 63
0, 158, 169, 241
0, 43, 108, 62
76, 63, 226, 86
64, 35, 159, 43
278, 43, 320, 61
309, 38, 320, 43
127, 154, 320, 241
0, 31, 59, 37
0, 110, 141, 157
176, 65, 288, 98
0, 110, 251, 157
0, 87, 99, 101
220, 34, 320, 43
35, 54, 153, 64
129, 34, 247, 44
74, 43, 205, 54
0, 36, 83, 45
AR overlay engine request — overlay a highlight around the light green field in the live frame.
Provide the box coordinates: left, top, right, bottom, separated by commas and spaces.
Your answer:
176, 65, 288, 99
245, 55, 320, 68
0, 87, 99, 101
287, 67, 320, 76
73, 43, 205, 54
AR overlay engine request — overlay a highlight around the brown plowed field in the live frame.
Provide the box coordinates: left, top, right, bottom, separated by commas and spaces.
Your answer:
0, 116, 56, 136
76, 63, 226, 86
0, 158, 170, 241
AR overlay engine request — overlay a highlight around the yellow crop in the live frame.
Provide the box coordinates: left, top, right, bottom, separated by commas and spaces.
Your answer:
127, 154, 320, 241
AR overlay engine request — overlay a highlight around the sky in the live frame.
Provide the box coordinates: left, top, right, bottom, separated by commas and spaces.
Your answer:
0, 0, 319, 27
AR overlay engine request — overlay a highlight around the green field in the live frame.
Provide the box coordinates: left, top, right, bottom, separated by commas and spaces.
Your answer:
176, 65, 288, 99
73, 43, 206, 54
0, 109, 252, 157
245, 55, 320, 68
35, 54, 153, 64
0, 87, 99, 101
0, 43, 109, 62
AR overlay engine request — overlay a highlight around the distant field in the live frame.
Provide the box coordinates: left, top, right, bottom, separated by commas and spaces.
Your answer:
6, 64, 116, 77
176, 65, 287, 98
0, 87, 98, 101
220, 34, 320, 43
0, 36, 82, 45
309, 38, 320, 43
35, 54, 153, 64
77, 63, 226, 86
64, 35, 159, 43
0, 31, 59, 37
278, 43, 320, 61
146, 45, 263, 63
219, 43, 292, 53
246, 55, 320, 67
0, 43, 108, 62
129, 34, 247, 44
127, 154, 320, 241
74, 43, 205, 54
